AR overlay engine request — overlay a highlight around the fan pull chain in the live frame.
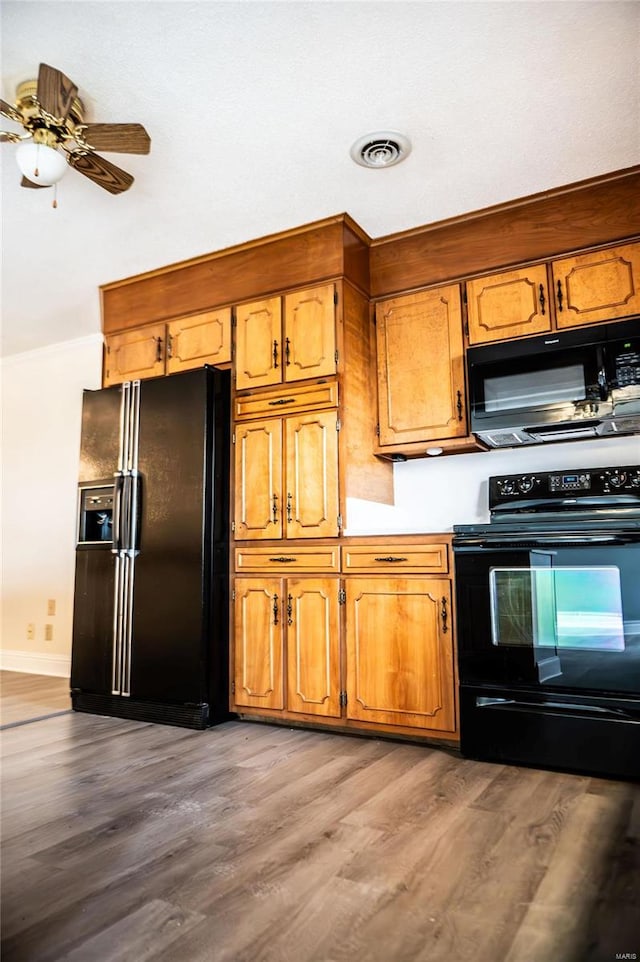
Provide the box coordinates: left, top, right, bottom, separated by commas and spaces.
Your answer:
52, 183, 58, 209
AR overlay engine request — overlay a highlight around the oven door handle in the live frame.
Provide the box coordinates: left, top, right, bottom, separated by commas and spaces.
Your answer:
454, 534, 635, 549
476, 697, 640, 724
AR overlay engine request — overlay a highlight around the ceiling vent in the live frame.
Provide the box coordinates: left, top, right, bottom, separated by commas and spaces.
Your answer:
350, 131, 411, 168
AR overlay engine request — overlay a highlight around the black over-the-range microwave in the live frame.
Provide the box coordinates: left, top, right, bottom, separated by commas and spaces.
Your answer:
466, 317, 640, 448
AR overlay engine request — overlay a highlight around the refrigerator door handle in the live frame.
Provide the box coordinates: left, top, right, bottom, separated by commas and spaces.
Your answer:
129, 473, 142, 552
111, 475, 125, 554
111, 553, 125, 694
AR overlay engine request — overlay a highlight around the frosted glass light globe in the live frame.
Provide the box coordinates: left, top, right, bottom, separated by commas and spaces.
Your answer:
16, 142, 67, 186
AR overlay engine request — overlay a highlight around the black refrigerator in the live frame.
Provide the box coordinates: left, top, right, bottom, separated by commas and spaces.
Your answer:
71, 366, 231, 729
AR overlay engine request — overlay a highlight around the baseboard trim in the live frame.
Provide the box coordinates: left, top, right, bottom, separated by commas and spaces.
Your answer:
0, 649, 71, 678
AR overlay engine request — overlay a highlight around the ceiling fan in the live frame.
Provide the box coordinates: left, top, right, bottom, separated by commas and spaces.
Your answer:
0, 62, 150, 197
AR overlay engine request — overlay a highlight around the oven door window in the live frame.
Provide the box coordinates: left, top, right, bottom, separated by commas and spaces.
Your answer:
490, 566, 625, 652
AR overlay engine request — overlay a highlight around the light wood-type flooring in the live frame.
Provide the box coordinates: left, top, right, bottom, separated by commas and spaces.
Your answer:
1, 673, 639, 962
0, 671, 71, 726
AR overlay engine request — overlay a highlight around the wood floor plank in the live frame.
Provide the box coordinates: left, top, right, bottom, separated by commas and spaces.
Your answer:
1, 675, 638, 962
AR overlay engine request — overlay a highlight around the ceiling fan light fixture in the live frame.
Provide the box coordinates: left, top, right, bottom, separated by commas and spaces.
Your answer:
15, 142, 67, 186
350, 131, 411, 168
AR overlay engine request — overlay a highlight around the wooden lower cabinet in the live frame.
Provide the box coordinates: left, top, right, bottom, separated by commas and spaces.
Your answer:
233, 576, 341, 718
231, 538, 459, 742
344, 577, 456, 733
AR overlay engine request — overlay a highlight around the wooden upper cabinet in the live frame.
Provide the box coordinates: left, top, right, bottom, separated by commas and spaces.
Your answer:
466, 265, 551, 345
375, 285, 467, 446
286, 577, 341, 717
552, 242, 640, 328
165, 308, 231, 374
235, 284, 336, 391
103, 323, 165, 387
103, 309, 232, 386
283, 285, 336, 382
345, 577, 455, 732
235, 297, 282, 390
234, 578, 284, 710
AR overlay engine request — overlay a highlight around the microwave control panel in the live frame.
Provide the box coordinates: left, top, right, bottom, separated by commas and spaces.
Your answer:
490, 464, 640, 506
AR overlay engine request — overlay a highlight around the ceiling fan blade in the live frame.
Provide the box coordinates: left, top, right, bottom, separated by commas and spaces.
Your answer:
68, 150, 134, 194
1, 98, 22, 124
21, 176, 50, 189
37, 63, 78, 121
81, 123, 151, 155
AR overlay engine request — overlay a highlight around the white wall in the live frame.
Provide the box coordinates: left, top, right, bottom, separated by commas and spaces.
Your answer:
346, 434, 640, 534
1, 336, 102, 676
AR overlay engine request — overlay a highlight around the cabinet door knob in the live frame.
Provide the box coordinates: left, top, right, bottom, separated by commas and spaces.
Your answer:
286, 492, 293, 523
285, 337, 291, 366
155, 336, 163, 362
556, 279, 564, 312
272, 493, 278, 524
273, 339, 279, 368
166, 333, 173, 359
287, 593, 293, 626
441, 596, 448, 633
456, 390, 463, 421
273, 594, 279, 626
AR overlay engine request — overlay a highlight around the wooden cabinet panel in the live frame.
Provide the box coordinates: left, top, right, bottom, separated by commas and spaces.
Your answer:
235, 545, 340, 573
284, 284, 336, 382
466, 265, 551, 344
345, 578, 455, 732
553, 242, 640, 328
376, 286, 467, 446
285, 410, 340, 539
286, 578, 341, 717
234, 578, 284, 710
342, 542, 449, 575
234, 379, 338, 421
234, 420, 283, 540
104, 323, 165, 386
235, 297, 282, 390
166, 308, 231, 374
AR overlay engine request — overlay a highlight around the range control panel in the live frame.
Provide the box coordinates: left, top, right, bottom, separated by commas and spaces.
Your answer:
489, 464, 640, 509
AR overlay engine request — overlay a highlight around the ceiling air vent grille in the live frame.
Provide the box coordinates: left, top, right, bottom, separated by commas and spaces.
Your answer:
350, 131, 411, 168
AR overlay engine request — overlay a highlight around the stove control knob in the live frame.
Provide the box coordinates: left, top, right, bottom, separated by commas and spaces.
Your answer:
630, 473, 640, 488
497, 478, 516, 495
609, 472, 627, 488
518, 476, 535, 493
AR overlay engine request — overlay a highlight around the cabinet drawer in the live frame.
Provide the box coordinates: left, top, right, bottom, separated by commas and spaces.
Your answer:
234, 379, 338, 420
342, 543, 449, 574
235, 545, 340, 573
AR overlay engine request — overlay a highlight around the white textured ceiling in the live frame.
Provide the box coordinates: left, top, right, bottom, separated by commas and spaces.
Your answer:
1, 1, 639, 356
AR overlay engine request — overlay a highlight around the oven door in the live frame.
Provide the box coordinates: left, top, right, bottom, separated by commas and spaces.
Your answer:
454, 534, 640, 697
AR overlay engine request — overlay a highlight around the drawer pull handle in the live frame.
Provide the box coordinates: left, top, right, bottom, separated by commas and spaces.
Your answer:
268, 398, 295, 406
441, 596, 448, 633
268, 556, 297, 563
374, 556, 408, 563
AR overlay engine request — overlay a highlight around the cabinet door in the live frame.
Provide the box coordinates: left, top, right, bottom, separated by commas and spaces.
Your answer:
284, 284, 336, 383
234, 419, 283, 540
553, 243, 640, 328
103, 323, 165, 387
286, 577, 341, 717
166, 308, 231, 374
285, 410, 339, 539
345, 578, 455, 732
466, 265, 551, 344
234, 578, 284, 710
235, 297, 282, 390
376, 286, 466, 446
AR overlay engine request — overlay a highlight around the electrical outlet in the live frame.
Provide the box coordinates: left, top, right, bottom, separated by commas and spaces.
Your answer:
47, 599, 56, 616
44, 624, 54, 641
27, 623, 35, 640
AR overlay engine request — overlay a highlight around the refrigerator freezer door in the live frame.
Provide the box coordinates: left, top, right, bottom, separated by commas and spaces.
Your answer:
78, 385, 121, 484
